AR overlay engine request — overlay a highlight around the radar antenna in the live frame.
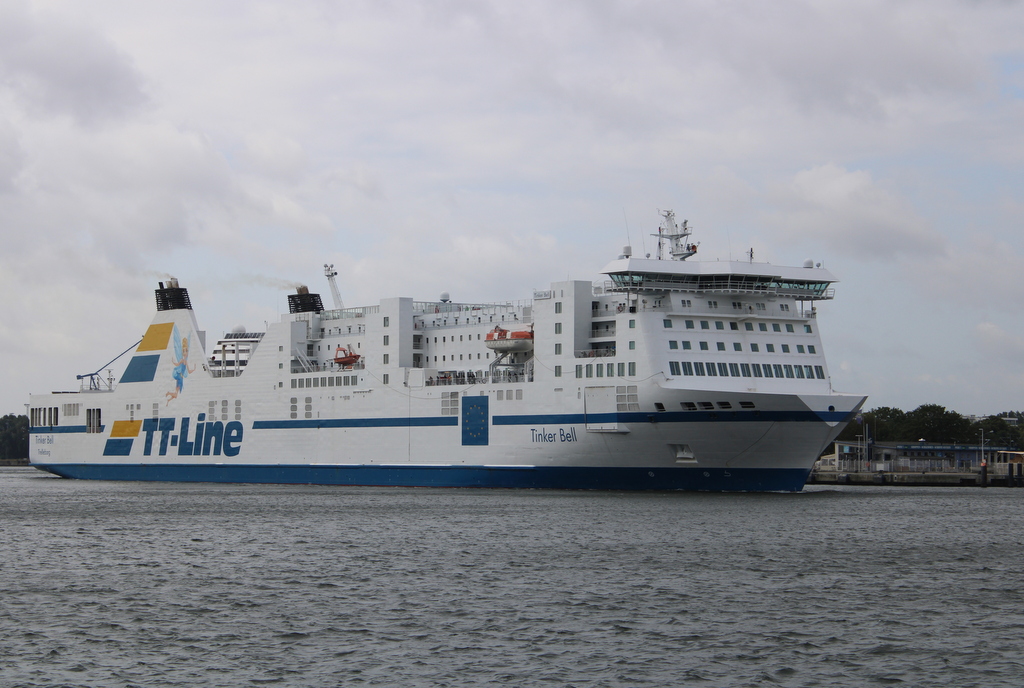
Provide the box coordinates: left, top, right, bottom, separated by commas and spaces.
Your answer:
324, 264, 344, 310
651, 210, 699, 261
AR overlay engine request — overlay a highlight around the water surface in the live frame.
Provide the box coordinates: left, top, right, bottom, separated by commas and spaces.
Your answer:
2, 467, 1022, 686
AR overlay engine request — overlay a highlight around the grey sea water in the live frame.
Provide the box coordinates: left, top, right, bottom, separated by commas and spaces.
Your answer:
1, 467, 1023, 687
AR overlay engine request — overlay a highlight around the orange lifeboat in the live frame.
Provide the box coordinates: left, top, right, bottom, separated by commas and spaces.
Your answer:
334, 346, 361, 367
484, 326, 534, 353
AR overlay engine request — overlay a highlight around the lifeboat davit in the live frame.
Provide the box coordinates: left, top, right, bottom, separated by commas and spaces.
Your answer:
484, 326, 534, 353
334, 346, 361, 367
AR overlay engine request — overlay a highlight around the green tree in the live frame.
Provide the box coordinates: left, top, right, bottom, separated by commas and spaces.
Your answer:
836, 406, 907, 442
903, 404, 973, 444
971, 416, 1019, 450
0, 414, 29, 461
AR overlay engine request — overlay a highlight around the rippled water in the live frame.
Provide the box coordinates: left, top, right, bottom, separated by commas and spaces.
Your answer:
2, 467, 1023, 687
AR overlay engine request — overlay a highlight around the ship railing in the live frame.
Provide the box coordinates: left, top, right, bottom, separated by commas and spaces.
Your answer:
423, 369, 532, 386
574, 348, 616, 358
589, 325, 616, 338
320, 306, 378, 321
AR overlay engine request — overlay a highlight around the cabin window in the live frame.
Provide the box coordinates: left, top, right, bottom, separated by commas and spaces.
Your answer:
786, 324, 795, 333
681, 362, 694, 376
752, 364, 762, 377
629, 320, 636, 328
628, 362, 636, 376
815, 365, 825, 379
773, 323, 781, 332
383, 354, 390, 364
682, 341, 691, 350
685, 320, 694, 329
759, 323, 767, 332
728, 363, 740, 376
740, 363, 752, 377
700, 341, 709, 351
716, 321, 724, 330
733, 343, 742, 352
782, 345, 790, 353
555, 323, 562, 335
586, 364, 593, 378
86, 408, 102, 433
606, 363, 614, 377
784, 365, 795, 378
669, 361, 681, 376
745, 322, 753, 331
694, 362, 705, 376
751, 343, 759, 352
766, 344, 775, 353
663, 319, 672, 328
617, 362, 625, 376
796, 345, 805, 353
717, 342, 726, 351
555, 343, 562, 355
383, 317, 390, 327
554, 366, 562, 377
382, 374, 390, 384
730, 322, 738, 331
576, 365, 583, 379
669, 341, 678, 350
555, 302, 562, 314
808, 345, 816, 354
718, 363, 729, 376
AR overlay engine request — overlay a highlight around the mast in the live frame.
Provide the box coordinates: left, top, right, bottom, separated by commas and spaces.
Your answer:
324, 264, 344, 310
650, 210, 698, 261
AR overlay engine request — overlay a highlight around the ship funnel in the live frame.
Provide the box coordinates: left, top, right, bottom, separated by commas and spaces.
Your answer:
155, 278, 192, 311
288, 285, 324, 314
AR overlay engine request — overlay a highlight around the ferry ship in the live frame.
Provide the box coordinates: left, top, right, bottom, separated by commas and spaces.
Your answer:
28, 212, 865, 491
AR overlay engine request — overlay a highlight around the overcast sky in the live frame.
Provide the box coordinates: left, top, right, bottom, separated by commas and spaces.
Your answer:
4, 0, 1023, 417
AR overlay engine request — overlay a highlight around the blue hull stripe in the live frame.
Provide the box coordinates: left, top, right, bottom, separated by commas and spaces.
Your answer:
494, 410, 847, 425
250, 410, 851, 431
253, 417, 457, 430
31, 463, 811, 492
30, 426, 91, 434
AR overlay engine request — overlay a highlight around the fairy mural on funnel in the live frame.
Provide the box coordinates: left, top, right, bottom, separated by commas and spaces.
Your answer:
166, 325, 196, 405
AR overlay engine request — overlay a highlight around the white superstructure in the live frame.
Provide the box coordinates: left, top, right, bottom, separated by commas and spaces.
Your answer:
28, 214, 865, 491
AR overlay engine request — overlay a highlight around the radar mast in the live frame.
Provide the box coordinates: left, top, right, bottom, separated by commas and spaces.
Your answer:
651, 210, 699, 261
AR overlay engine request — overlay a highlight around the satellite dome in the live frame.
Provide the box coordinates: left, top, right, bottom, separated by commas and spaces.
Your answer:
231, 324, 246, 334
440, 292, 450, 303
802, 259, 814, 268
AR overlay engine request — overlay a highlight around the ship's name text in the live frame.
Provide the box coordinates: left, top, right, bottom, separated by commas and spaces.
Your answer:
530, 427, 578, 443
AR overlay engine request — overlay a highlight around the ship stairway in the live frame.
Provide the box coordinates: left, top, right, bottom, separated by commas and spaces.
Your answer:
291, 348, 316, 373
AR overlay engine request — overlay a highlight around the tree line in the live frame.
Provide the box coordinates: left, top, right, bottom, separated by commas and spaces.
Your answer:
835, 404, 1022, 449
0, 415, 29, 462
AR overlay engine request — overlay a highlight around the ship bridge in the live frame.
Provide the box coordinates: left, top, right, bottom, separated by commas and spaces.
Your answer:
600, 258, 837, 301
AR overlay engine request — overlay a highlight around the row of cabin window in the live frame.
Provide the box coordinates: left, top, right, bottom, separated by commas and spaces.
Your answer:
432, 353, 488, 362
667, 341, 816, 354
566, 362, 637, 378
676, 300, 781, 311
667, 361, 826, 380
291, 375, 359, 388
666, 319, 812, 334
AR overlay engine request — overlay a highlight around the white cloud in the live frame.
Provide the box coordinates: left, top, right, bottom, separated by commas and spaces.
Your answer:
3, 0, 1024, 415
766, 163, 943, 259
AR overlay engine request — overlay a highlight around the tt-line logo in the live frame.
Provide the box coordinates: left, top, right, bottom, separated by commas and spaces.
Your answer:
141, 414, 243, 456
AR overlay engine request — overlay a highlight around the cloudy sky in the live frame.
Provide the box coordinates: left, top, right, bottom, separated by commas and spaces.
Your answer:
3, 0, 1023, 417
